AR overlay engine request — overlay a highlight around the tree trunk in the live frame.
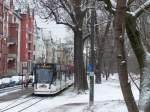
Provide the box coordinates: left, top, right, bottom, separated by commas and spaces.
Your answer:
125, 14, 145, 75
100, 0, 150, 110
115, 0, 139, 112
74, 29, 88, 91
124, 14, 150, 111
139, 53, 150, 111
72, 0, 88, 92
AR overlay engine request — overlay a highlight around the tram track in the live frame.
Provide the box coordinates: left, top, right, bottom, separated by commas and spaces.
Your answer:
0, 96, 43, 112
0, 83, 73, 112
17, 98, 46, 112
0, 85, 22, 94
0, 96, 34, 110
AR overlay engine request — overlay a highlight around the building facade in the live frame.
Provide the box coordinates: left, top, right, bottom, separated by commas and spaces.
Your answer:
56, 41, 74, 65
20, 9, 35, 76
34, 25, 46, 63
44, 39, 57, 63
7, 8, 21, 75
0, 0, 35, 77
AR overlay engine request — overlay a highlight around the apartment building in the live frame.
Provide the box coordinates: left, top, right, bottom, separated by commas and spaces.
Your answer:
20, 9, 35, 76
0, 0, 35, 77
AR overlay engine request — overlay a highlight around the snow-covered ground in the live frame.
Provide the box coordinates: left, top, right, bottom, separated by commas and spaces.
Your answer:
0, 88, 21, 97
0, 73, 139, 112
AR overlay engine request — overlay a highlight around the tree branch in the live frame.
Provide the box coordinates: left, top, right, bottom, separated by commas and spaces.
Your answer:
59, 0, 76, 24
83, 33, 90, 43
98, 0, 115, 14
50, 8, 75, 30
134, 0, 150, 18
40, 0, 75, 30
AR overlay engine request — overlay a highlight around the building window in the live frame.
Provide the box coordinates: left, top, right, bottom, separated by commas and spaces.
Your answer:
33, 55, 35, 60
28, 34, 31, 41
34, 45, 35, 50
9, 14, 12, 23
14, 17, 16, 23
28, 52, 31, 60
28, 43, 31, 50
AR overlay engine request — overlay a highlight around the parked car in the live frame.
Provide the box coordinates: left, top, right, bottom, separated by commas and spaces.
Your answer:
1, 77, 12, 87
15, 76, 25, 85
11, 76, 21, 85
0, 79, 4, 89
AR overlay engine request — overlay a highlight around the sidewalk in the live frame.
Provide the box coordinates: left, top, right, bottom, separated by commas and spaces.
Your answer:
49, 103, 88, 112
0, 86, 33, 102
48, 100, 126, 112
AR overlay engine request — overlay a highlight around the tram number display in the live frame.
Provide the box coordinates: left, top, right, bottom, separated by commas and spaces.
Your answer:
36, 64, 54, 69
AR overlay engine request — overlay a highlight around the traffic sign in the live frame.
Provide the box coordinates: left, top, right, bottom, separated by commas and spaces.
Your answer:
87, 64, 93, 72
89, 72, 94, 76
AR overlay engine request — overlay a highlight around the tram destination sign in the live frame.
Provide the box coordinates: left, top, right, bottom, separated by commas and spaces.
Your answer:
36, 63, 54, 69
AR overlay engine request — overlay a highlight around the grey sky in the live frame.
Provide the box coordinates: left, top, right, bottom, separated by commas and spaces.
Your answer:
35, 15, 70, 41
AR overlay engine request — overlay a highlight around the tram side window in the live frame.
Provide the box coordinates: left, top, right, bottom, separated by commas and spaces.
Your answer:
36, 69, 53, 83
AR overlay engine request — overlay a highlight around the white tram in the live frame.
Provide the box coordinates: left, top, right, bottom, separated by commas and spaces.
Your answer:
33, 63, 74, 95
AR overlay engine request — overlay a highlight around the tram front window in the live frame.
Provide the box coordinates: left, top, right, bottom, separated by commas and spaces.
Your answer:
36, 69, 53, 83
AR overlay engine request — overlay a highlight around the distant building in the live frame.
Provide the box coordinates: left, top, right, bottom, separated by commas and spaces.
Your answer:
34, 25, 46, 63
43, 38, 74, 64
56, 41, 74, 64
43, 39, 57, 63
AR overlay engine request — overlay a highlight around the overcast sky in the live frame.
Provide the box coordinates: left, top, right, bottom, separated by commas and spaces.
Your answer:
35, 15, 72, 42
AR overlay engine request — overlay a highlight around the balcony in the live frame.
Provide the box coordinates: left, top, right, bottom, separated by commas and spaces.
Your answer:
7, 38, 16, 46
27, 29, 33, 35
28, 50, 32, 52
27, 34, 32, 43
7, 53, 17, 61
28, 39, 32, 43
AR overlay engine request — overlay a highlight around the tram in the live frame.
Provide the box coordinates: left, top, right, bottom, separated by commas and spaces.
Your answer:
33, 63, 74, 95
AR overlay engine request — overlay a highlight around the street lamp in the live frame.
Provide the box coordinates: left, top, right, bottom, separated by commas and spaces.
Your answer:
89, 0, 95, 107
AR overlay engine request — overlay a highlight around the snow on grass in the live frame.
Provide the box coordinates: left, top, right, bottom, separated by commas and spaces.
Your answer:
0, 73, 139, 112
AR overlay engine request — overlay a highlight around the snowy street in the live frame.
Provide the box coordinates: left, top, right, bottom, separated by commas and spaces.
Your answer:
0, 74, 139, 112
0, 0, 149, 111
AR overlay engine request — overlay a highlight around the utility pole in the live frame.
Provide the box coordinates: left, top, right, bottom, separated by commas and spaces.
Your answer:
89, 0, 95, 107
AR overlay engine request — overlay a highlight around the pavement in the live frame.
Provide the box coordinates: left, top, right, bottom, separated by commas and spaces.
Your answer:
48, 103, 92, 112
0, 86, 33, 102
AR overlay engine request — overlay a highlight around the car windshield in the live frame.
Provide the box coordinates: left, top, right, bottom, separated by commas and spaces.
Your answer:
36, 69, 53, 83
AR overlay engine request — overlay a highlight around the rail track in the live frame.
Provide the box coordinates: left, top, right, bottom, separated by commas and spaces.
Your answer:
0, 84, 73, 112
0, 84, 33, 94
0, 85, 22, 94
0, 96, 46, 112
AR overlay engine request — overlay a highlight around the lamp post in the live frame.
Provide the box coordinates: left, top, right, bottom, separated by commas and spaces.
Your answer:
89, 0, 95, 107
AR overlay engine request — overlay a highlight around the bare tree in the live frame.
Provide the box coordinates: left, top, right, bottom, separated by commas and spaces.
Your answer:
99, 0, 150, 111
96, 13, 112, 82
37, 0, 88, 91
114, 0, 139, 111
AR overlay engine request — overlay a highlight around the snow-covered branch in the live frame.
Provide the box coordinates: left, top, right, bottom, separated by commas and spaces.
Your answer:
97, 0, 115, 14
99, 0, 150, 19
131, 0, 150, 18
110, 0, 116, 8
